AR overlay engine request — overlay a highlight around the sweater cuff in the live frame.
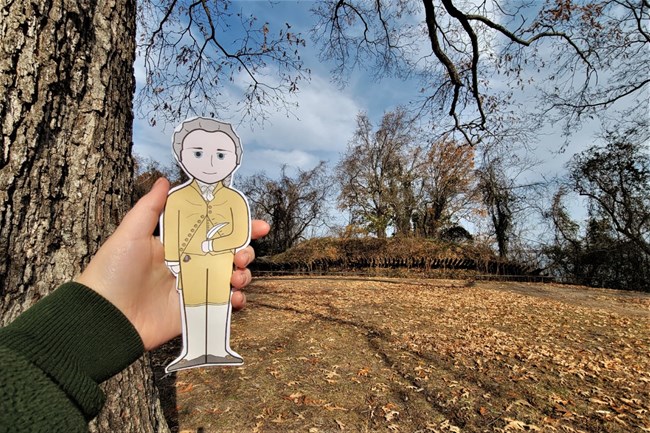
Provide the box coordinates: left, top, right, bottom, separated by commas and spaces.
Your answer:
0, 282, 145, 419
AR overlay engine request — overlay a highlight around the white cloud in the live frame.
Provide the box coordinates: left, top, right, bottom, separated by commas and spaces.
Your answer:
133, 121, 174, 164
130, 1, 365, 177
237, 73, 360, 154
132, 65, 361, 177
133, 54, 146, 89
239, 148, 320, 179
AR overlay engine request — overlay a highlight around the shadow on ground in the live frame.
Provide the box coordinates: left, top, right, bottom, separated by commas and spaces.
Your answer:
153, 277, 650, 432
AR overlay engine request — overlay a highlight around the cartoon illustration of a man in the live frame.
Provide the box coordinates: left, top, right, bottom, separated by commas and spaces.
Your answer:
161, 117, 251, 372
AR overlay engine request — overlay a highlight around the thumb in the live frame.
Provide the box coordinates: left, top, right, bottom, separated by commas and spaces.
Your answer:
118, 178, 170, 238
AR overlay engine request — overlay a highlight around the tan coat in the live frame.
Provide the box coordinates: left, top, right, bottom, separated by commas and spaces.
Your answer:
163, 180, 250, 305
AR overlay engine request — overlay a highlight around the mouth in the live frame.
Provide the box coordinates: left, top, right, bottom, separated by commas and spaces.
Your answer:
203, 171, 219, 175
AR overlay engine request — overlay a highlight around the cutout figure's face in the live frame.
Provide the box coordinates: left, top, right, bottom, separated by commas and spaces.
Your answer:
180, 130, 238, 184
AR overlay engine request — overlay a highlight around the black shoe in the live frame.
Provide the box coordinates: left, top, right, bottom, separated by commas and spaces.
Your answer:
165, 355, 207, 372
205, 354, 244, 366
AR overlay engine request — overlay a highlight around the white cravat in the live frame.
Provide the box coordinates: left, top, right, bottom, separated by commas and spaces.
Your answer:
196, 181, 215, 201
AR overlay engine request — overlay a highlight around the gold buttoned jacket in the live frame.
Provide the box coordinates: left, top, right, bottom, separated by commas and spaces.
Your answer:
163, 180, 250, 263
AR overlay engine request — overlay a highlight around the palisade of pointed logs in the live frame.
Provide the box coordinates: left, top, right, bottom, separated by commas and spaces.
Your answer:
252, 238, 545, 280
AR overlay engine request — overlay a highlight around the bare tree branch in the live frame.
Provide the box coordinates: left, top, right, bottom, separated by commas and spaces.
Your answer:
312, 0, 649, 146
137, 0, 309, 126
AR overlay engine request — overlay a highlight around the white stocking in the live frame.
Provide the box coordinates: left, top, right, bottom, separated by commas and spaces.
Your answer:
184, 305, 206, 359
206, 303, 240, 357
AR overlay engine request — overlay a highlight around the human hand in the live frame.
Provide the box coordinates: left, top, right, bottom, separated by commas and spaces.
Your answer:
76, 178, 269, 350
201, 240, 211, 253
230, 218, 269, 311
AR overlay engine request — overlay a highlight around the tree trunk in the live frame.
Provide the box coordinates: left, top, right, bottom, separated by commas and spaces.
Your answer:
0, 0, 169, 431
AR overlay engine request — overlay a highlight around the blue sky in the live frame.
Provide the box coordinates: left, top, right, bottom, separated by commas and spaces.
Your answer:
132, 2, 368, 236
132, 0, 645, 238
132, 1, 613, 176
134, 1, 428, 180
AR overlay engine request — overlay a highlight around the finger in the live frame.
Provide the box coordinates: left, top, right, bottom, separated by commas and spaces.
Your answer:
251, 220, 270, 240
234, 246, 255, 269
231, 290, 246, 311
231, 268, 252, 289
119, 178, 170, 237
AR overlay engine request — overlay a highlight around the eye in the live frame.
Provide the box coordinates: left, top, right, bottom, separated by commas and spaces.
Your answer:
194, 151, 203, 158
217, 152, 225, 160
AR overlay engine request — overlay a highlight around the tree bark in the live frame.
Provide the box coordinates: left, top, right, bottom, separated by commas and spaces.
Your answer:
0, 0, 169, 431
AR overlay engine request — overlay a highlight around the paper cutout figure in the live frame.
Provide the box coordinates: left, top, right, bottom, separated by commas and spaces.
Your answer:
161, 117, 251, 373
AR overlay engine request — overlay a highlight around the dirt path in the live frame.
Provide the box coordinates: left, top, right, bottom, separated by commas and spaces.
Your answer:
152, 277, 650, 433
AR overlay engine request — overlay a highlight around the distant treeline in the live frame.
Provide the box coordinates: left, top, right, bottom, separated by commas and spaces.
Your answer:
134, 120, 649, 293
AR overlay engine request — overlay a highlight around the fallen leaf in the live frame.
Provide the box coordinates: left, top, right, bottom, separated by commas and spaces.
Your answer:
325, 370, 340, 379
357, 367, 371, 376
385, 410, 399, 422
285, 392, 305, 404
620, 397, 641, 407
506, 399, 533, 411
177, 383, 194, 393
271, 414, 285, 423
439, 419, 461, 432
324, 403, 348, 411
503, 417, 540, 431
382, 402, 400, 422
589, 398, 608, 405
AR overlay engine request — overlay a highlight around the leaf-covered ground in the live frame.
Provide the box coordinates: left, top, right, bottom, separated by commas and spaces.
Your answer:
152, 277, 650, 433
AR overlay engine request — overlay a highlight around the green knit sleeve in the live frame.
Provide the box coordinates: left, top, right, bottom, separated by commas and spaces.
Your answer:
0, 282, 145, 432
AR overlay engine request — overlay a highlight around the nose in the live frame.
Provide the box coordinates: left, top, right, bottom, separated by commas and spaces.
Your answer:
210, 154, 215, 166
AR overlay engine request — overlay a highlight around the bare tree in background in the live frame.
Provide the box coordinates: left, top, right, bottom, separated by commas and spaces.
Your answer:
545, 130, 650, 292
242, 162, 329, 255
133, 154, 187, 205
311, 0, 649, 144
336, 109, 421, 237
476, 148, 546, 260
414, 140, 477, 238
338, 109, 479, 238
137, 0, 309, 125
567, 121, 650, 255
476, 158, 516, 258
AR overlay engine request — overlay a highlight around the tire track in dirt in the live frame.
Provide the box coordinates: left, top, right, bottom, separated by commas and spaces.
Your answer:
250, 299, 462, 429
249, 296, 532, 431
166, 277, 649, 432
247, 277, 650, 432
